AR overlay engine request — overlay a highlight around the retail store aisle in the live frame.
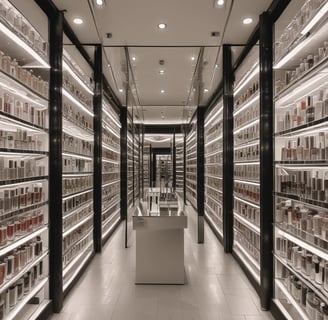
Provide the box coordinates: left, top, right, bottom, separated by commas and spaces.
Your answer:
49, 207, 274, 320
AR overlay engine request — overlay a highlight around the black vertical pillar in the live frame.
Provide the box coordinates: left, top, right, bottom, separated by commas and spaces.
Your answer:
120, 108, 127, 221
197, 108, 205, 243
49, 10, 63, 313
173, 133, 176, 190
93, 45, 103, 253
149, 144, 153, 187
222, 45, 234, 253
259, 12, 273, 311
183, 132, 186, 205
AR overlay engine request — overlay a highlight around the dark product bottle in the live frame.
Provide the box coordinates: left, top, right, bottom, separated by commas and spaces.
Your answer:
306, 96, 315, 123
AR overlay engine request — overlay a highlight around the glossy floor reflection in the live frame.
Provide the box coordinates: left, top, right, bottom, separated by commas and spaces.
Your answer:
48, 207, 274, 320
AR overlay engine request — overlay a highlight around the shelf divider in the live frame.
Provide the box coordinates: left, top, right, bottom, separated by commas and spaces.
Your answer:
259, 11, 274, 311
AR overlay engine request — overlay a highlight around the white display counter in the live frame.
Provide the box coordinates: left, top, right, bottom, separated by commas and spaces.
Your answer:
133, 200, 187, 284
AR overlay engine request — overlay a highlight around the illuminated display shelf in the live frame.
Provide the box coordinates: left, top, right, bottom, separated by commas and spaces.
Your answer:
273, 1, 328, 319
61, 48, 94, 291
102, 100, 120, 234
232, 44, 261, 288
0, 1, 50, 318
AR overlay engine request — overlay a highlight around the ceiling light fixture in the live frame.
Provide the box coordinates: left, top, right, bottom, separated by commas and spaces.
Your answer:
73, 18, 83, 25
132, 56, 136, 61
217, 0, 224, 6
191, 56, 196, 61
160, 89, 165, 93
119, 89, 123, 92
96, 0, 104, 5
158, 23, 167, 29
243, 17, 253, 25
159, 70, 164, 75
204, 89, 209, 92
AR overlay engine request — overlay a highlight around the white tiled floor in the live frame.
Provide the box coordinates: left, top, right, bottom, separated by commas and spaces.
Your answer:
48, 207, 274, 320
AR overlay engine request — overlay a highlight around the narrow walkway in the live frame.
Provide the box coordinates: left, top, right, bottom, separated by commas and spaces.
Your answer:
49, 208, 274, 320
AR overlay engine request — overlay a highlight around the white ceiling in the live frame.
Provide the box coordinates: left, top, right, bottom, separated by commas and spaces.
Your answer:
37, 0, 274, 123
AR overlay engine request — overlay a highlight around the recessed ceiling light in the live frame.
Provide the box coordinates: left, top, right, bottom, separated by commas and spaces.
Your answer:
119, 89, 123, 92
204, 89, 209, 92
191, 56, 196, 61
159, 70, 164, 75
217, 0, 224, 6
158, 23, 167, 29
243, 17, 253, 25
108, 64, 111, 68
73, 18, 83, 25
160, 89, 165, 93
132, 56, 136, 61
96, 0, 104, 5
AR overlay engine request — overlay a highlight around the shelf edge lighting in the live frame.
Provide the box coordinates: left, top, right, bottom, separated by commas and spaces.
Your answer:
62, 88, 94, 117
0, 23, 50, 69
300, 2, 328, 35
63, 61, 94, 95
234, 64, 259, 96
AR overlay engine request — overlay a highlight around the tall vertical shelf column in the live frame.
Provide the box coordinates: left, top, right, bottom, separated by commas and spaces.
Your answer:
101, 98, 121, 242
272, 1, 328, 319
232, 46, 261, 289
0, 0, 51, 318
127, 112, 133, 209
61, 46, 94, 292
204, 99, 224, 240
175, 137, 184, 194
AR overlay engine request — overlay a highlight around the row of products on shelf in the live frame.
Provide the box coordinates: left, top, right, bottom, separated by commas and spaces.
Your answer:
63, 218, 92, 254
234, 225, 260, 264
0, 236, 43, 285
206, 176, 222, 190
62, 176, 93, 197
0, 0, 48, 59
0, 261, 44, 318
0, 94, 47, 128
62, 133, 93, 157
205, 165, 222, 177
205, 153, 222, 165
0, 129, 46, 152
62, 231, 92, 268
280, 133, 328, 161
0, 183, 45, 215
276, 92, 328, 132
205, 139, 223, 156
234, 103, 259, 128
280, 270, 328, 320
0, 210, 44, 247
102, 161, 119, 174
102, 202, 119, 223
205, 121, 223, 144
234, 164, 259, 181
276, 40, 328, 94
63, 202, 92, 233
102, 128, 120, 150
63, 156, 92, 173
234, 197, 260, 226
205, 193, 222, 216
205, 209, 223, 231
0, 158, 46, 182
234, 143, 259, 161
63, 73, 92, 110
234, 120, 259, 145
274, 0, 325, 62
276, 236, 328, 290
103, 149, 119, 162
276, 169, 328, 202
0, 55, 48, 98
235, 81, 259, 108
63, 101, 93, 133
102, 173, 119, 184
276, 199, 328, 248
62, 190, 92, 215
234, 181, 260, 204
